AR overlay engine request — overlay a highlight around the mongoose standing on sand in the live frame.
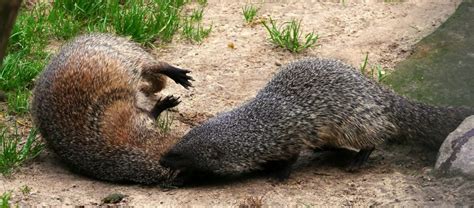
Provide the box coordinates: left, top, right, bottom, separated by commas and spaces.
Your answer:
160, 58, 473, 182
31, 33, 192, 184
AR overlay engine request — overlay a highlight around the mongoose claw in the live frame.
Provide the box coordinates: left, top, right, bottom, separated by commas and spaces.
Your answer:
161, 66, 194, 89
150, 95, 181, 119
160, 95, 181, 109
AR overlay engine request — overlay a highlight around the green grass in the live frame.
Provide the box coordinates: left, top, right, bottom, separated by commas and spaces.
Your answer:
0, 52, 46, 92
49, 0, 185, 41
156, 111, 174, 133
262, 18, 319, 53
1, 192, 11, 208
19, 185, 31, 196
6, 89, 31, 115
196, 0, 207, 6
49, 0, 186, 44
190, 7, 204, 21
0, 127, 44, 176
111, 0, 185, 44
1, 0, 210, 115
360, 53, 387, 82
52, 0, 109, 21
360, 53, 369, 73
182, 17, 212, 43
8, 6, 49, 53
181, 6, 212, 43
47, 7, 82, 40
242, 5, 259, 23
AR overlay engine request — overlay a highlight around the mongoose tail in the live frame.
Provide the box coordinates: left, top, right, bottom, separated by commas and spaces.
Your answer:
391, 97, 474, 150
348, 99, 473, 171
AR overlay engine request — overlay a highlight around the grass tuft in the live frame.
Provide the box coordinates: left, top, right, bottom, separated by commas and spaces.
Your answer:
190, 7, 204, 22
181, 6, 212, 43
360, 53, 387, 82
262, 18, 319, 53
8, 5, 49, 53
156, 111, 174, 133
196, 0, 208, 6
47, 7, 82, 40
50, 0, 186, 44
340, 0, 346, 6
242, 5, 259, 23
0, 127, 44, 176
0, 52, 46, 92
1, 192, 11, 208
6, 89, 31, 115
182, 19, 212, 43
111, 0, 184, 44
20, 185, 31, 196
360, 53, 369, 73
52, 0, 108, 21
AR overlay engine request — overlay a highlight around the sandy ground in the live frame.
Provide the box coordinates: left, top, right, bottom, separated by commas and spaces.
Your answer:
2, 0, 473, 206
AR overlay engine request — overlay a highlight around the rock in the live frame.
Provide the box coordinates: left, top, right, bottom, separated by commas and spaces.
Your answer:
384, 2, 474, 107
435, 115, 474, 178
102, 193, 127, 204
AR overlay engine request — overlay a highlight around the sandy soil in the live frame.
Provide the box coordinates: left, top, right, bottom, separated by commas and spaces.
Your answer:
2, 0, 473, 206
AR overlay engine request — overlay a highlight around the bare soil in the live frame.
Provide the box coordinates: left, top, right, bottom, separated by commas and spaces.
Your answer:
2, 0, 473, 206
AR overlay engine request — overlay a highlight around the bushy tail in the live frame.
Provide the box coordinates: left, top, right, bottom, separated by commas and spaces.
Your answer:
390, 97, 473, 150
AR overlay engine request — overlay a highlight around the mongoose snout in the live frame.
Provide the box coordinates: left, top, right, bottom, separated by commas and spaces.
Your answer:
160, 151, 193, 171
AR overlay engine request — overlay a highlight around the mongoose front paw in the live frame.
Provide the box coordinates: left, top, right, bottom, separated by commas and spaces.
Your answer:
160, 95, 181, 109
162, 66, 194, 89
150, 95, 181, 119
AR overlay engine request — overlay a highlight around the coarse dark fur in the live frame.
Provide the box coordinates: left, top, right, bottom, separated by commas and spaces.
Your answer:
31, 33, 192, 184
160, 58, 473, 182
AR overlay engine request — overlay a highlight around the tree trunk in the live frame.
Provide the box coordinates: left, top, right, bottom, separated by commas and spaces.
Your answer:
0, 0, 22, 66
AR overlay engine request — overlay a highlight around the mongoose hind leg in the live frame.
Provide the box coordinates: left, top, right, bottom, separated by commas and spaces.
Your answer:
264, 154, 299, 182
346, 146, 375, 172
142, 63, 193, 90
150, 95, 181, 119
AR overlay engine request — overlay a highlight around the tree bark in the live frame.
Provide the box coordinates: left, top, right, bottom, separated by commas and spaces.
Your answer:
0, 0, 22, 66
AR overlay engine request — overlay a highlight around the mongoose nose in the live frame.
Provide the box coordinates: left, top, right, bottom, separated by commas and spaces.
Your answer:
160, 151, 191, 170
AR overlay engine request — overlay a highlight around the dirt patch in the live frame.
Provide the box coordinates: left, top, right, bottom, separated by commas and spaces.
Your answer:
2, 0, 472, 206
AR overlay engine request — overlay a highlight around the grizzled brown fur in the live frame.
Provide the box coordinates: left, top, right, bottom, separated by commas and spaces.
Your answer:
31, 33, 192, 184
161, 58, 473, 181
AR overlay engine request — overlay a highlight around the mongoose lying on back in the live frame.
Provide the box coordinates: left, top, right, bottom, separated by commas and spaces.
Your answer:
160, 58, 473, 181
31, 33, 192, 184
